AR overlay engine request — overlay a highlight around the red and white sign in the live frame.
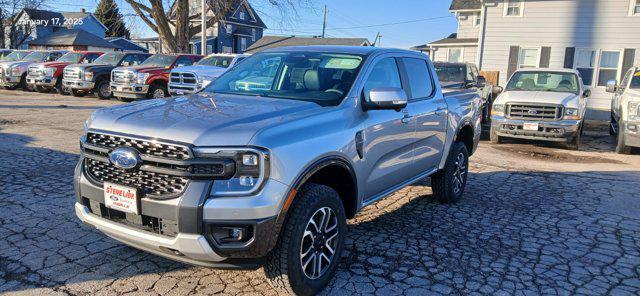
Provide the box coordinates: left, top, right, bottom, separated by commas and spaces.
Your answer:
104, 182, 139, 214
523, 122, 539, 131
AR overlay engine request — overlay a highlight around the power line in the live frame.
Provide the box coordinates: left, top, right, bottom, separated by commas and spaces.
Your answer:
327, 15, 453, 30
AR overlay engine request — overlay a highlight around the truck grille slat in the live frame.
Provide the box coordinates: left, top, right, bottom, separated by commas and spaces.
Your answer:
28, 66, 43, 77
506, 104, 562, 121
64, 68, 81, 80
112, 69, 135, 83
169, 71, 200, 93
87, 133, 191, 160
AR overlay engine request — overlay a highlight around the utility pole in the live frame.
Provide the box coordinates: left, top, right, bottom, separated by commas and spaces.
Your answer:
373, 32, 382, 47
201, 0, 207, 54
321, 5, 327, 38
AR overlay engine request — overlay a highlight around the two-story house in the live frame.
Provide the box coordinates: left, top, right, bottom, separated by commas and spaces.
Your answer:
6, 8, 107, 49
420, 0, 640, 118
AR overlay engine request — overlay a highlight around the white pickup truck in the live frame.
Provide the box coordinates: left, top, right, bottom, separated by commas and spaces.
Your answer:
490, 68, 590, 150
608, 67, 640, 154
168, 54, 248, 96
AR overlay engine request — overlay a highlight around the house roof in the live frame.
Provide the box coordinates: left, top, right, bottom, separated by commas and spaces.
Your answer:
27, 29, 121, 48
410, 44, 430, 51
170, 0, 267, 29
245, 36, 371, 53
449, 0, 481, 11
107, 37, 148, 52
428, 37, 478, 46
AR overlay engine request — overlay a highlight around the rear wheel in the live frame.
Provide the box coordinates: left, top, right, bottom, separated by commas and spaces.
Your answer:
431, 141, 469, 204
94, 80, 112, 100
71, 89, 86, 97
149, 84, 168, 99
617, 125, 632, 154
264, 184, 346, 296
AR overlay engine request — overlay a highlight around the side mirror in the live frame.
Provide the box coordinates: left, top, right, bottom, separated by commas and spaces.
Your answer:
176, 63, 187, 67
606, 80, 617, 93
365, 87, 408, 111
494, 86, 504, 93
583, 89, 591, 98
477, 75, 487, 87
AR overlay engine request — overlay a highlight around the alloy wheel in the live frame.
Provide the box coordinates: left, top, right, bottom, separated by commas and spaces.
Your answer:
153, 88, 166, 98
452, 152, 467, 195
300, 207, 339, 280
99, 83, 111, 98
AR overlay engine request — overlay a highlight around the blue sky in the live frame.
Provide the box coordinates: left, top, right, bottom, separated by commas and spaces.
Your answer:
52, 0, 457, 49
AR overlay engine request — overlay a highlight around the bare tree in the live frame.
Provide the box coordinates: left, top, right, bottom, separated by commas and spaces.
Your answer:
123, 0, 311, 53
1, 0, 50, 49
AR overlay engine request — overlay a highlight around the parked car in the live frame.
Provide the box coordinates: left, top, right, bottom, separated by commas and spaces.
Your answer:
0, 50, 34, 90
490, 68, 590, 149
434, 62, 493, 122
607, 67, 640, 154
168, 53, 248, 96
0, 50, 67, 91
63, 52, 152, 99
74, 46, 482, 295
27, 51, 103, 94
110, 53, 203, 101
0, 49, 13, 60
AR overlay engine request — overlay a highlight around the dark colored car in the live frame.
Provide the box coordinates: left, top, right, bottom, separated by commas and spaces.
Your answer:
434, 62, 493, 122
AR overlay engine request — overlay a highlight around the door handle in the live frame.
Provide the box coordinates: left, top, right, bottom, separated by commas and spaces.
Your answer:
434, 107, 447, 115
401, 114, 413, 124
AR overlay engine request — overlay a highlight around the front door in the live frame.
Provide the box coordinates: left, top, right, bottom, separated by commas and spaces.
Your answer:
360, 57, 417, 201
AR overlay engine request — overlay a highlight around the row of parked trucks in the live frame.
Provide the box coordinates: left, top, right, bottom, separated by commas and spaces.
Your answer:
0, 49, 247, 101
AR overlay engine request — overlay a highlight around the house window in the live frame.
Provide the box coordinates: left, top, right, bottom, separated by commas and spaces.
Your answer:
473, 12, 481, 27
597, 50, 621, 86
226, 24, 232, 34
206, 45, 213, 55
447, 48, 463, 62
574, 49, 596, 86
504, 0, 523, 16
252, 28, 256, 42
518, 47, 539, 68
630, 0, 640, 15
240, 37, 247, 51
239, 12, 245, 20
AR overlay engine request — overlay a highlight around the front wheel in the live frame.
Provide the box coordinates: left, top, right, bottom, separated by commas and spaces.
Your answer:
149, 84, 168, 99
616, 125, 632, 154
565, 125, 582, 150
264, 184, 346, 296
489, 126, 502, 144
94, 80, 112, 100
431, 141, 469, 204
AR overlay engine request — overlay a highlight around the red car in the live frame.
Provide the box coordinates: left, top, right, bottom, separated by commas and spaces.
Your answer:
27, 51, 103, 94
110, 53, 203, 101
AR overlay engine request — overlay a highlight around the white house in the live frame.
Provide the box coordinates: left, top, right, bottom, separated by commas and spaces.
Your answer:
420, 0, 640, 119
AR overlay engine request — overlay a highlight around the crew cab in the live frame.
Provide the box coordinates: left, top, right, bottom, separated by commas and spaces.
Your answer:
63, 52, 151, 99
490, 68, 590, 149
1, 50, 67, 91
434, 62, 493, 122
607, 67, 640, 154
75, 46, 481, 295
168, 54, 248, 96
110, 53, 202, 101
27, 51, 103, 94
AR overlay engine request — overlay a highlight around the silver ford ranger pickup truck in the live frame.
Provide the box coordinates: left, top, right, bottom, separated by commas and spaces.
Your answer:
74, 46, 481, 295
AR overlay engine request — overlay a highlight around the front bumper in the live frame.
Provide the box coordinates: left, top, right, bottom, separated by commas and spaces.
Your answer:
27, 75, 57, 87
168, 82, 202, 96
110, 82, 149, 99
63, 78, 94, 90
622, 121, 640, 147
74, 158, 288, 268
491, 116, 581, 142
0, 75, 22, 86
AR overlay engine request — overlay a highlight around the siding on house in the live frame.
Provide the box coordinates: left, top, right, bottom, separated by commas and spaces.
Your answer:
432, 45, 478, 64
480, 0, 640, 110
457, 11, 481, 39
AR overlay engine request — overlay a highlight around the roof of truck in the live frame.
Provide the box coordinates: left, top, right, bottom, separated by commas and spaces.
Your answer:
514, 68, 580, 75
261, 45, 420, 57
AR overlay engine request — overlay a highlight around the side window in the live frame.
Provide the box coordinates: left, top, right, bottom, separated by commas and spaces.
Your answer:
137, 54, 150, 64
175, 56, 194, 67
363, 58, 402, 99
48, 53, 61, 61
121, 55, 136, 66
472, 65, 480, 79
466, 66, 475, 81
84, 54, 101, 63
402, 58, 434, 99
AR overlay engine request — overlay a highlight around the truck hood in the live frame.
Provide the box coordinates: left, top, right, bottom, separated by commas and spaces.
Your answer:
88, 92, 321, 146
119, 65, 168, 74
69, 63, 115, 72
39, 61, 71, 69
494, 91, 580, 108
173, 65, 227, 77
0, 60, 34, 68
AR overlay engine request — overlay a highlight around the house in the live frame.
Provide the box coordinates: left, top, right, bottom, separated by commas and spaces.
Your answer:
106, 37, 149, 52
27, 29, 121, 51
6, 8, 107, 49
131, 37, 161, 54
244, 36, 372, 54
170, 0, 267, 54
420, 0, 640, 119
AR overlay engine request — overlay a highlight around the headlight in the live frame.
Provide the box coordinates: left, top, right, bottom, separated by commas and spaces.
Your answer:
44, 67, 55, 76
136, 72, 149, 84
629, 101, 640, 121
564, 108, 580, 120
10, 66, 20, 76
85, 71, 94, 81
194, 147, 269, 196
200, 76, 214, 88
492, 104, 505, 117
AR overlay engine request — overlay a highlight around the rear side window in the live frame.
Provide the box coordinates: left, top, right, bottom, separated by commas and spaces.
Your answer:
137, 54, 151, 64
364, 58, 402, 98
175, 56, 194, 67
84, 53, 101, 63
403, 58, 434, 99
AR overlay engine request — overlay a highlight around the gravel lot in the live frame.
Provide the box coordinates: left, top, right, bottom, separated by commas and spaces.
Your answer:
1, 89, 639, 295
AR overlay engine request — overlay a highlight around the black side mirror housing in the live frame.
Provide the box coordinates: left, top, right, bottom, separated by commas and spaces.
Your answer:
583, 89, 591, 98
477, 75, 487, 88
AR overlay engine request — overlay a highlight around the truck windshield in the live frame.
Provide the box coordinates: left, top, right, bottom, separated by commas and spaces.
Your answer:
204, 51, 365, 106
141, 54, 176, 67
4, 51, 30, 61
93, 53, 125, 65
57, 52, 83, 63
197, 56, 234, 68
506, 72, 579, 94
434, 64, 465, 83
23, 52, 48, 62
631, 71, 640, 89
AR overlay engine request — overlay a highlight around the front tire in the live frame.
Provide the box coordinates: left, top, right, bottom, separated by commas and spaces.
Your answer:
431, 141, 469, 204
264, 184, 346, 296
489, 126, 503, 144
149, 84, 168, 99
617, 125, 632, 154
94, 80, 112, 100
566, 125, 582, 150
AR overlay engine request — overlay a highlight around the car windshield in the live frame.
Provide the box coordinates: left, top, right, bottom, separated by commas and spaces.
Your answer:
57, 52, 83, 63
630, 71, 640, 89
506, 71, 579, 94
141, 54, 176, 67
3, 51, 30, 61
434, 64, 465, 83
204, 51, 365, 106
23, 52, 48, 62
197, 56, 234, 68
93, 53, 125, 65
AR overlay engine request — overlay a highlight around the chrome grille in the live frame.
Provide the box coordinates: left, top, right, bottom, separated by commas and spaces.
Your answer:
64, 67, 81, 80
506, 104, 562, 121
87, 133, 191, 160
28, 66, 42, 77
112, 69, 134, 83
170, 71, 198, 85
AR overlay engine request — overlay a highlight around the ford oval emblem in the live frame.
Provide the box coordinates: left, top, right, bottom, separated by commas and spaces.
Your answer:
528, 110, 538, 115
109, 147, 140, 170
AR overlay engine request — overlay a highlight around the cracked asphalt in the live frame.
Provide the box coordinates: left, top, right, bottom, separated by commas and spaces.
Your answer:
1, 89, 640, 295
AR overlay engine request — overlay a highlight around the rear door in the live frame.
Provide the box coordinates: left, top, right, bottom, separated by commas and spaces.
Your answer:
401, 57, 448, 174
